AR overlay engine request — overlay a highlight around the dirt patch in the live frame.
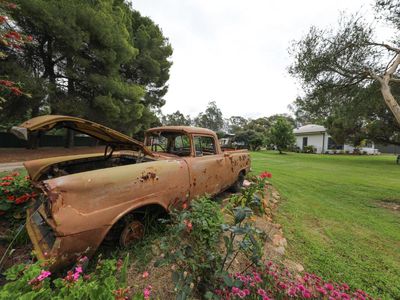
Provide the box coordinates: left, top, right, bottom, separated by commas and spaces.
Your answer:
0, 220, 33, 285
377, 200, 400, 213
0, 146, 104, 163
128, 261, 175, 300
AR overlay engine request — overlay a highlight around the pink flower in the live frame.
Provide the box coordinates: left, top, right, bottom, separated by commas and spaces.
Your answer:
29, 270, 51, 285
143, 285, 152, 299
37, 270, 51, 281
317, 286, 327, 295
341, 292, 350, 299
237, 290, 246, 298
302, 290, 312, 299
142, 271, 149, 278
257, 288, 266, 296
232, 287, 240, 295
325, 283, 334, 291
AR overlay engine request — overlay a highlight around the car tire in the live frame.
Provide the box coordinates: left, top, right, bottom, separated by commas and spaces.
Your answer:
230, 172, 245, 193
119, 218, 145, 248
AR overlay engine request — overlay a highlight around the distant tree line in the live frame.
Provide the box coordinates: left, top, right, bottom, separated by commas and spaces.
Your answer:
160, 101, 296, 152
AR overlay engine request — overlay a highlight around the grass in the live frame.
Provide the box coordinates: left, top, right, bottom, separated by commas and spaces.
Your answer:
251, 151, 400, 299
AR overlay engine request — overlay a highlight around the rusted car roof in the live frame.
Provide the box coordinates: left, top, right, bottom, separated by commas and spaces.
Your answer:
147, 126, 216, 136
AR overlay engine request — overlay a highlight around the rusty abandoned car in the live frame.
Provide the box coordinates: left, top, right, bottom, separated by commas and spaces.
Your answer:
10, 115, 251, 269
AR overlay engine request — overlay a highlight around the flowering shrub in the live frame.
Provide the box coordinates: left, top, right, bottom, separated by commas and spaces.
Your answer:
230, 171, 272, 214
0, 1, 32, 107
0, 255, 149, 299
212, 261, 374, 300
156, 197, 224, 298
0, 172, 36, 218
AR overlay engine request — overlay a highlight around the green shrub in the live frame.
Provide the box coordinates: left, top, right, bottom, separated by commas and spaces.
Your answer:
302, 145, 316, 153
0, 255, 147, 300
156, 197, 224, 298
0, 171, 36, 219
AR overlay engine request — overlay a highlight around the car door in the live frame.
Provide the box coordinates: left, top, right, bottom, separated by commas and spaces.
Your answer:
187, 135, 229, 198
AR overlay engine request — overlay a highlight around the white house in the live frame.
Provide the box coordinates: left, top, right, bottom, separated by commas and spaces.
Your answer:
293, 124, 379, 154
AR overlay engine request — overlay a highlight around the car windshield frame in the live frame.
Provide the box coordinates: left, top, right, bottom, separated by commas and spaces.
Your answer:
144, 131, 193, 157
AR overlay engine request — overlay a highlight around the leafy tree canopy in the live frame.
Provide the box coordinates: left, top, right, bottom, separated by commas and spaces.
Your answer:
194, 101, 224, 132
289, 0, 400, 145
0, 0, 172, 135
161, 110, 192, 126
267, 117, 295, 154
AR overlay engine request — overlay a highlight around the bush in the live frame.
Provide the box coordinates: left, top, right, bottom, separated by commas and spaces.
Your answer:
0, 172, 36, 218
302, 145, 316, 154
230, 172, 271, 214
156, 197, 224, 298
0, 255, 149, 300
157, 173, 269, 299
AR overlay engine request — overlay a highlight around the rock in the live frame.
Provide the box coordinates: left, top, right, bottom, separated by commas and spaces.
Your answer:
243, 180, 251, 187
272, 234, 287, 248
274, 246, 285, 255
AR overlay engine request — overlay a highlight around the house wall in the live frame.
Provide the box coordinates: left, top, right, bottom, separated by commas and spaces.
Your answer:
295, 133, 327, 153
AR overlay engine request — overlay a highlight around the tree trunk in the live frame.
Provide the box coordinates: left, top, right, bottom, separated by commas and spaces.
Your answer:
65, 129, 74, 148
380, 80, 400, 125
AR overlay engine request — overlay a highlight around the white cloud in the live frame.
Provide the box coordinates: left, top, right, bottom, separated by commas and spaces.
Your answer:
131, 0, 377, 119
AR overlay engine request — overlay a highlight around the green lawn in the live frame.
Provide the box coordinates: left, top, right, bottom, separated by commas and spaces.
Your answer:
251, 152, 400, 299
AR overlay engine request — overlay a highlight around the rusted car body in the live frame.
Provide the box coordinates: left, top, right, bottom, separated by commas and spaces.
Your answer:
11, 115, 251, 269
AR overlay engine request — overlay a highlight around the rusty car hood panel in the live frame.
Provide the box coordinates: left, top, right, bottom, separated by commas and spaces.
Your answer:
11, 115, 151, 156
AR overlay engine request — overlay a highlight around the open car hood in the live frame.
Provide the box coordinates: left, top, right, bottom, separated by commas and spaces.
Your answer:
11, 115, 152, 156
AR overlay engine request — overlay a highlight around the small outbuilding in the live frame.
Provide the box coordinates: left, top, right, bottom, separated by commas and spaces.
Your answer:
293, 124, 379, 154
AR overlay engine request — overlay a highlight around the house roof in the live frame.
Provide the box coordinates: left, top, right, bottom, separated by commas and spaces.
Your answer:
293, 124, 326, 135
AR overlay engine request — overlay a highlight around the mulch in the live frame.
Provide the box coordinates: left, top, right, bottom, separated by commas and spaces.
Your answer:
0, 146, 104, 163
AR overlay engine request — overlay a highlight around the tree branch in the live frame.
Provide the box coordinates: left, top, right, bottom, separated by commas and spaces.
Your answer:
367, 42, 400, 53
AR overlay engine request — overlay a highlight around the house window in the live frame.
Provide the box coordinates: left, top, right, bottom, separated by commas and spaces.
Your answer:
302, 137, 308, 148
327, 137, 343, 150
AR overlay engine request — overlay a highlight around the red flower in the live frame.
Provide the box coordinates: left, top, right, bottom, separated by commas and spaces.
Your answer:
10, 87, 22, 96
259, 171, 272, 179
0, 80, 14, 87
26, 35, 33, 41
0, 16, 7, 24
0, 182, 11, 186
183, 219, 193, 232
7, 3, 17, 9
5, 31, 21, 40
15, 194, 30, 204
7, 195, 15, 201
11, 172, 19, 177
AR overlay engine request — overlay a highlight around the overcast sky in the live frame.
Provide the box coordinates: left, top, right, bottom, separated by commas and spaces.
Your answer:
132, 0, 377, 119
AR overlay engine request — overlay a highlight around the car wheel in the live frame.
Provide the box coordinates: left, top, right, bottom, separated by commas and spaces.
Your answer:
119, 219, 145, 248
230, 172, 245, 193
